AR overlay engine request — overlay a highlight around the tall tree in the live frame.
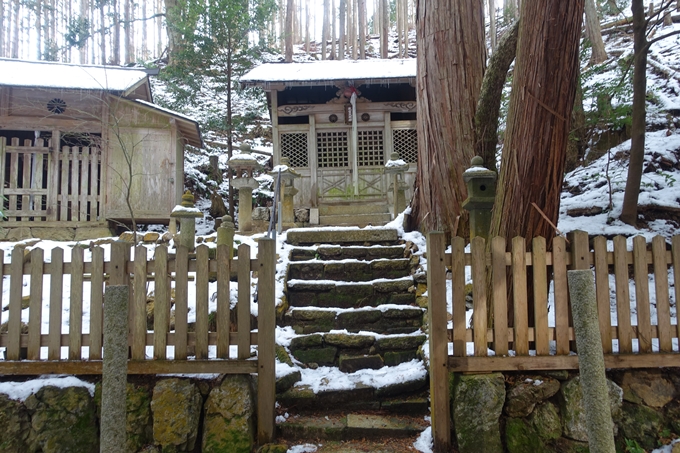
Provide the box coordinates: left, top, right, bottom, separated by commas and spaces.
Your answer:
0, 0, 4, 57
358, 0, 366, 58
338, 0, 345, 58
322, 0, 329, 59
489, 0, 584, 242
410, 0, 486, 234
377, 0, 386, 58
285, 0, 294, 61
305, 0, 310, 52
585, 0, 607, 64
331, 0, 336, 59
488, 0, 497, 52
620, 0, 680, 225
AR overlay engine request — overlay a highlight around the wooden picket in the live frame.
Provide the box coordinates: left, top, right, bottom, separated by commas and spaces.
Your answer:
427, 231, 680, 451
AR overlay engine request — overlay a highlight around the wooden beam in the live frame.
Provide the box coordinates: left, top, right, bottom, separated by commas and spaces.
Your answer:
0, 360, 258, 376
448, 353, 680, 373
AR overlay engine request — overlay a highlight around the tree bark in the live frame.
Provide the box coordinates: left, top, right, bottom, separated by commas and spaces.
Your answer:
475, 20, 519, 169
489, 0, 584, 243
331, 0, 337, 58
350, 0, 357, 59
11, 0, 20, 58
585, 0, 608, 64
378, 0, 387, 58
306, 0, 311, 52
359, 0, 367, 59
488, 0, 497, 52
410, 0, 486, 234
124, 0, 133, 63
338, 0, 345, 58
322, 0, 329, 59
620, 0, 647, 225
285, 0, 294, 61
113, 0, 120, 64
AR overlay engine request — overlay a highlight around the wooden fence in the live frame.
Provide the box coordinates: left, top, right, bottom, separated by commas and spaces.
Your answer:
0, 239, 276, 443
0, 136, 102, 224
426, 230, 680, 451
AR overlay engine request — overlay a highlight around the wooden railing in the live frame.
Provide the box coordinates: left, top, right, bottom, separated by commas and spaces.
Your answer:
426, 230, 680, 451
0, 239, 276, 442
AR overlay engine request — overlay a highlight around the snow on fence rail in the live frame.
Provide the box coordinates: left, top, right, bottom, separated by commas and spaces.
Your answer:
426, 230, 680, 451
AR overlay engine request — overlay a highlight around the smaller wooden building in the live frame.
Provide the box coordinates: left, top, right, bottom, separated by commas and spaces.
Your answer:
241, 59, 417, 226
0, 58, 202, 239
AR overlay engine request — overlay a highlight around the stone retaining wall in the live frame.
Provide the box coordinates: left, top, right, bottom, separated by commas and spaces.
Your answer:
453, 368, 680, 453
0, 375, 256, 453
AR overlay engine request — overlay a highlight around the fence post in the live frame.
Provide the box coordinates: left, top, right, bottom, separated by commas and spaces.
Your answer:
257, 238, 276, 445
567, 270, 615, 453
426, 232, 450, 452
100, 285, 129, 453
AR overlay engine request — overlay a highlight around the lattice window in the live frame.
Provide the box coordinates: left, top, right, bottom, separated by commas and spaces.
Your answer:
357, 129, 384, 167
317, 131, 349, 168
393, 129, 418, 164
281, 132, 309, 168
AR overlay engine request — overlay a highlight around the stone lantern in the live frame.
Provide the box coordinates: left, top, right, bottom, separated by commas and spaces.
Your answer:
384, 152, 409, 219
462, 156, 497, 240
269, 157, 301, 228
170, 190, 203, 252
228, 143, 261, 232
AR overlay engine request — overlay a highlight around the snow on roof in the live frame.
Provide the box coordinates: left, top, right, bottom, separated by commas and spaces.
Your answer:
240, 58, 417, 88
0, 58, 149, 93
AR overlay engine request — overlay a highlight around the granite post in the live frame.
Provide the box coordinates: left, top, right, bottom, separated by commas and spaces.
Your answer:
462, 156, 497, 240
567, 269, 616, 453
100, 285, 129, 453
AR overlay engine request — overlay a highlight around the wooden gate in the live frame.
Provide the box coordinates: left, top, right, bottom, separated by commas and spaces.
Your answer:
0, 136, 102, 223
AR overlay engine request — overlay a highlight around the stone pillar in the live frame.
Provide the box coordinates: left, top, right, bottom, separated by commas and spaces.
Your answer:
216, 215, 235, 259
462, 156, 497, 241
282, 185, 298, 225
100, 285, 129, 453
232, 181, 258, 232
385, 152, 409, 219
170, 191, 204, 252
567, 269, 616, 453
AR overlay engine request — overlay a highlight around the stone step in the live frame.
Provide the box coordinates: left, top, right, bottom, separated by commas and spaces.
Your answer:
277, 412, 428, 442
286, 228, 399, 246
319, 201, 390, 216
287, 258, 416, 282
283, 305, 424, 335
277, 378, 429, 413
286, 277, 416, 309
289, 245, 407, 262
288, 332, 427, 370
319, 213, 392, 227
281, 438, 425, 453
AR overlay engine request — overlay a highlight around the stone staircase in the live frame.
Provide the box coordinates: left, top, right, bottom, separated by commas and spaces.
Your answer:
275, 228, 430, 447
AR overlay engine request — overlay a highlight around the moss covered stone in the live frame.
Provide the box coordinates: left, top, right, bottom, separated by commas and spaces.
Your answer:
324, 333, 375, 349
529, 402, 562, 441
505, 417, 545, 453
202, 375, 255, 453
616, 402, 666, 451
375, 335, 427, 351
560, 376, 622, 443
292, 347, 338, 365
452, 373, 505, 453
151, 379, 202, 452
383, 350, 417, 366
0, 393, 30, 453
290, 334, 323, 350
25, 386, 99, 453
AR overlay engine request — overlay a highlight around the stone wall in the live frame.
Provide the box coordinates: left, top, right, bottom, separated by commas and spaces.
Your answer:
0, 375, 257, 453
452, 368, 680, 453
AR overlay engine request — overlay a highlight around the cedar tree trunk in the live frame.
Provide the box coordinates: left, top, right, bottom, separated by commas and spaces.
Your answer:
410, 0, 486, 234
489, 0, 584, 243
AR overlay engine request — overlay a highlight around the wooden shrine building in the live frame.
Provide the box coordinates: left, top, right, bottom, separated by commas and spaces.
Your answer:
0, 58, 202, 240
241, 59, 417, 226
